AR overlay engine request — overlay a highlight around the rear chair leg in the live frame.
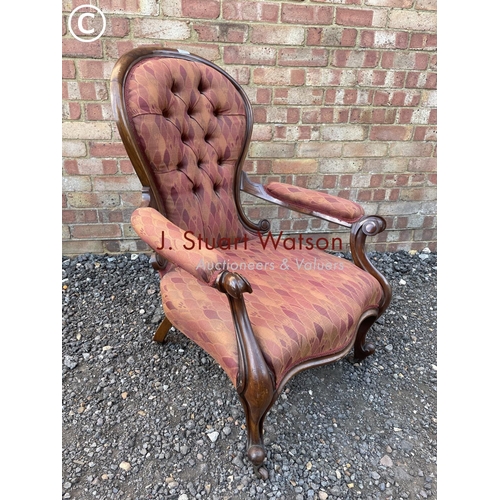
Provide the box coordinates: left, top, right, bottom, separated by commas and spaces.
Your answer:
153, 316, 172, 343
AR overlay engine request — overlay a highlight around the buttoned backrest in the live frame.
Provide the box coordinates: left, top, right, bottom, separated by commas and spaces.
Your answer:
123, 55, 252, 245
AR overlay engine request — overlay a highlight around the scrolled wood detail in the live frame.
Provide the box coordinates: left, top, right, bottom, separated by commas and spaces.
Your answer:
349, 216, 392, 316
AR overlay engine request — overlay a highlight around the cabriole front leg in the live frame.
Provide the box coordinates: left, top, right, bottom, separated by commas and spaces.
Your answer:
214, 271, 276, 478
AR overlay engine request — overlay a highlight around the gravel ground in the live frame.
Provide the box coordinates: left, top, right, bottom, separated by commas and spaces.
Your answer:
62, 250, 437, 500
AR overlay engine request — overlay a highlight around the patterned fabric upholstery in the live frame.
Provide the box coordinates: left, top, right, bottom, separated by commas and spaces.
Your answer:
131, 207, 227, 286
124, 56, 252, 244
265, 182, 364, 224
159, 239, 382, 388
124, 54, 383, 391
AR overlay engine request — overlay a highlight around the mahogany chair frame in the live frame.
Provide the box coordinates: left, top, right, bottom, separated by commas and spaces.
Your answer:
110, 46, 392, 477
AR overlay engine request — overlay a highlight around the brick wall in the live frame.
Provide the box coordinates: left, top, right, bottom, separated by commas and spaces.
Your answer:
62, 0, 437, 255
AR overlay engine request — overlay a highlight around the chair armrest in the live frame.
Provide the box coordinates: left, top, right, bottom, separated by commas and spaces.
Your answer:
240, 173, 364, 227
264, 182, 364, 225
131, 207, 228, 286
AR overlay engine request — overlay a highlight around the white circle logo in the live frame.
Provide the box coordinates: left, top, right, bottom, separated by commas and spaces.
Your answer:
68, 5, 106, 43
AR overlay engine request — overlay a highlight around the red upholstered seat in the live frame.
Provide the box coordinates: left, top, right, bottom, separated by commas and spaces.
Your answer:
160, 240, 382, 388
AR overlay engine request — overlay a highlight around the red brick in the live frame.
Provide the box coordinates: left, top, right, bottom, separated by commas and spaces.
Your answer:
222, 1, 279, 22
79, 81, 107, 100
413, 127, 437, 141
182, 0, 220, 19
72, 224, 122, 239
389, 10, 436, 31
278, 48, 328, 67
370, 126, 412, 141
408, 158, 436, 172
62, 209, 98, 224
336, 8, 374, 27
358, 189, 372, 202
398, 109, 414, 124
78, 60, 104, 79
103, 17, 129, 37
86, 103, 103, 120
251, 25, 304, 46
224, 66, 250, 85
98, 209, 130, 223
64, 159, 118, 175
350, 106, 386, 123
103, 40, 134, 59
165, 42, 222, 61
90, 142, 127, 157
297, 142, 342, 158
343, 142, 388, 157
120, 160, 134, 174
66, 192, 120, 208
63, 60, 76, 79
410, 33, 437, 50
307, 69, 342, 87
273, 159, 318, 174
249, 142, 295, 158
308, 27, 358, 47
282, 4, 334, 25
70, 102, 81, 120
194, 22, 248, 43
224, 46, 276, 65
416, 0, 437, 10
99, 0, 158, 15
410, 173, 426, 185
274, 88, 323, 106
360, 31, 375, 48
370, 174, 384, 187
405, 72, 437, 89
256, 88, 272, 104
253, 107, 267, 123
389, 142, 434, 157
120, 192, 143, 207
253, 68, 305, 86
302, 109, 335, 124
62, 38, 102, 58
92, 175, 142, 191
382, 52, 429, 70
365, 0, 412, 6
333, 50, 379, 68
132, 18, 190, 39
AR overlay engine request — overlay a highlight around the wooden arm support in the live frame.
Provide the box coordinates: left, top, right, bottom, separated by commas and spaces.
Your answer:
350, 216, 392, 316
213, 271, 275, 469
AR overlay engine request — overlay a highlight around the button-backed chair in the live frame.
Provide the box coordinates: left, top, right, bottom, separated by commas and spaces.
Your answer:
110, 46, 392, 477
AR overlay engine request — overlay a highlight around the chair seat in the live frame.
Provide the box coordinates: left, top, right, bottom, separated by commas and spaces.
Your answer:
160, 239, 382, 388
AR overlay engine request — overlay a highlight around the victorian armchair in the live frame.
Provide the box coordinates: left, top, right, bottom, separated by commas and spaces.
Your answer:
110, 47, 391, 477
